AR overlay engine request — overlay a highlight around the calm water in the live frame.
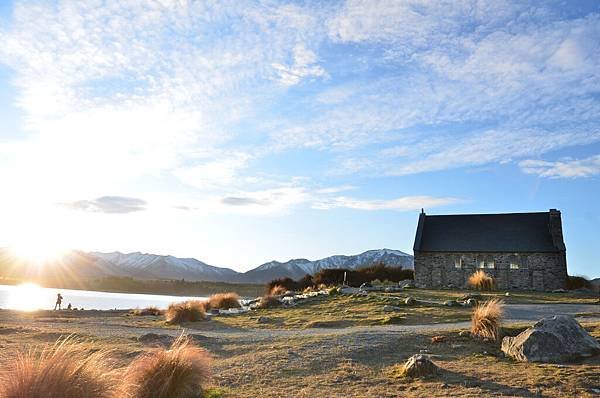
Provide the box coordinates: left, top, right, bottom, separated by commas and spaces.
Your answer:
0, 283, 206, 311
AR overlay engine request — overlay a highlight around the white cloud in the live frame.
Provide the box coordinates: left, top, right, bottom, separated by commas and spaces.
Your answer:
313, 195, 459, 211
272, 44, 328, 86
520, 155, 600, 178
173, 153, 252, 189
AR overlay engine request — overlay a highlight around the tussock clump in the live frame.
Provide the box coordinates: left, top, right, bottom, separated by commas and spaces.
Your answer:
165, 300, 206, 324
468, 270, 495, 291
471, 298, 504, 341
269, 285, 287, 296
120, 336, 211, 398
132, 307, 163, 316
203, 293, 241, 310
256, 295, 281, 309
0, 336, 115, 398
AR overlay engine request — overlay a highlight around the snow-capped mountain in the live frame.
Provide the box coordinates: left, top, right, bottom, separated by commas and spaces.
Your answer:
241, 249, 413, 283
0, 247, 413, 284
89, 251, 240, 282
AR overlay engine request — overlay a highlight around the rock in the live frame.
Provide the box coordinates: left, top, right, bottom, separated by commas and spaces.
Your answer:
383, 305, 401, 312
501, 315, 600, 363
257, 316, 271, 324
460, 293, 483, 301
552, 289, 567, 293
401, 354, 438, 377
405, 297, 416, 306
399, 280, 415, 288
443, 300, 461, 307
463, 298, 477, 307
431, 335, 446, 344
505, 292, 510, 296
458, 330, 470, 337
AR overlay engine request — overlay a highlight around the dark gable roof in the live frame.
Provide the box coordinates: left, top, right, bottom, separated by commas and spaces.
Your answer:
414, 211, 562, 253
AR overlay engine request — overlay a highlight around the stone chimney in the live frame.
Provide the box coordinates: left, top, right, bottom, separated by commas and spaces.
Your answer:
549, 209, 566, 252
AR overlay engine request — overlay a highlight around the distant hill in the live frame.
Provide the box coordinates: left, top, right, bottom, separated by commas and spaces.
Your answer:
0, 248, 413, 284
242, 249, 413, 283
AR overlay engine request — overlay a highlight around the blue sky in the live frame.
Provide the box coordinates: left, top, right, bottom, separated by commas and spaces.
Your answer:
0, 1, 599, 276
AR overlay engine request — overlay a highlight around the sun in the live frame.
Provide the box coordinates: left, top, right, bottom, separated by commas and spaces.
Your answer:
8, 241, 69, 264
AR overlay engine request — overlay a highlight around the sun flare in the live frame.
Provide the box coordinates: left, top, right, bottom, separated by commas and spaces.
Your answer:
8, 242, 68, 264
6, 282, 46, 311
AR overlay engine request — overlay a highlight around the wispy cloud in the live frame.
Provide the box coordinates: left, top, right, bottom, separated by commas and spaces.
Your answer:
313, 195, 460, 211
62, 196, 147, 214
520, 155, 600, 178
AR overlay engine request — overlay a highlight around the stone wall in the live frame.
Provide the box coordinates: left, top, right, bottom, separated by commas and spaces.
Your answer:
414, 251, 567, 291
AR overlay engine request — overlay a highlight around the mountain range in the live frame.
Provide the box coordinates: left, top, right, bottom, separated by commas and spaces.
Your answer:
0, 248, 413, 284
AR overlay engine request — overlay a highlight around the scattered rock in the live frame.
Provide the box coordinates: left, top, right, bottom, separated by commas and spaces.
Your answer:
501, 315, 600, 363
257, 316, 271, 324
505, 292, 510, 296
431, 335, 446, 344
383, 305, 402, 312
458, 330, 470, 337
405, 297, 416, 306
552, 289, 567, 293
463, 298, 477, 307
399, 280, 415, 288
400, 354, 438, 378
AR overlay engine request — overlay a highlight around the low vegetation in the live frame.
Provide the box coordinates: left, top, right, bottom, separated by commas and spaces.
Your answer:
131, 306, 163, 316
255, 295, 281, 309
120, 336, 211, 398
0, 336, 115, 398
468, 270, 495, 291
203, 293, 241, 310
471, 298, 504, 341
566, 275, 594, 291
268, 285, 287, 296
166, 300, 206, 324
267, 263, 414, 292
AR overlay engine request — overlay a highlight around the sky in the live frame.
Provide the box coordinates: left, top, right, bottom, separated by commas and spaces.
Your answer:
0, 0, 599, 276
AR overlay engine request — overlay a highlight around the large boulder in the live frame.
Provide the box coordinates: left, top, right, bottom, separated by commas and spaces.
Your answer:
501, 315, 600, 363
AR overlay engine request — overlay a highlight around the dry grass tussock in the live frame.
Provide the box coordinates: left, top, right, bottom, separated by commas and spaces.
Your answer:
0, 336, 116, 398
269, 285, 287, 296
132, 306, 164, 316
203, 292, 241, 310
119, 335, 211, 398
467, 270, 495, 291
256, 295, 281, 309
165, 300, 206, 324
471, 298, 504, 341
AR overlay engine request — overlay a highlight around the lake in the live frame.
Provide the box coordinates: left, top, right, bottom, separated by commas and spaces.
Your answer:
0, 283, 206, 311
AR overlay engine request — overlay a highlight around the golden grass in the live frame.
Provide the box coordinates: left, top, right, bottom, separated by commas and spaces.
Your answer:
131, 307, 164, 316
203, 292, 241, 310
165, 300, 206, 324
256, 295, 281, 309
119, 335, 211, 398
269, 285, 287, 296
0, 336, 115, 398
467, 270, 495, 291
471, 298, 504, 341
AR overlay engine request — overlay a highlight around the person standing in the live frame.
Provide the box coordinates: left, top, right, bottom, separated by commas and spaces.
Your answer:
54, 293, 63, 310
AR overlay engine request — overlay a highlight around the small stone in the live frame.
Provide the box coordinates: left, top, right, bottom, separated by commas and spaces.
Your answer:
443, 300, 461, 307
441, 383, 449, 389
464, 298, 477, 307
405, 297, 416, 306
400, 354, 438, 378
383, 305, 401, 312
257, 316, 270, 324
505, 292, 510, 296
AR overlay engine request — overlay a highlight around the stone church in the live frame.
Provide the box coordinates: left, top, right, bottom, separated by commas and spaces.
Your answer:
413, 209, 567, 291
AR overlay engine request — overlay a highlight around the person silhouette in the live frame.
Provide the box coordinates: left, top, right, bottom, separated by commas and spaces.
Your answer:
54, 293, 63, 310
67, 303, 72, 310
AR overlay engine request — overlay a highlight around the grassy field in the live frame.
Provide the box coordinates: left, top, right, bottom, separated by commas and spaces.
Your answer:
1, 289, 599, 397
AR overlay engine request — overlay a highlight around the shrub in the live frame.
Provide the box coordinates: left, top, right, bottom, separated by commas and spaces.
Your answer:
467, 270, 495, 291
327, 287, 340, 295
269, 285, 287, 296
471, 299, 504, 341
203, 293, 241, 310
120, 335, 211, 398
0, 336, 115, 398
565, 275, 592, 290
256, 295, 280, 309
165, 300, 206, 324
132, 307, 163, 316
312, 263, 414, 287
